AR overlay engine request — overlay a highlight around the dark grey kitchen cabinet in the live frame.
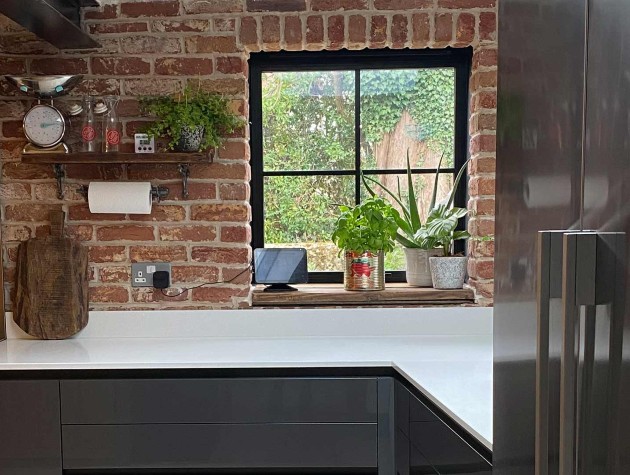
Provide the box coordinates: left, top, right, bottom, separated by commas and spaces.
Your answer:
0, 380, 62, 475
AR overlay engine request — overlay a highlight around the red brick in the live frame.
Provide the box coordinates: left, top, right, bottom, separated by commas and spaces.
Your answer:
0, 34, 57, 55
2, 163, 53, 180
306, 16, 325, 45
247, 0, 306, 10
218, 141, 248, 161
471, 134, 496, 153
439, 0, 495, 7
391, 14, 408, 48
2, 120, 22, 138
311, 0, 367, 10
262, 16, 281, 48
219, 183, 249, 201
84, 4, 118, 19
99, 266, 131, 283
0, 101, 26, 120
184, 0, 242, 13
91, 57, 151, 76
0, 183, 31, 201
190, 163, 248, 180
284, 16, 303, 49
196, 78, 247, 96
214, 18, 236, 32
90, 285, 129, 303
348, 15, 367, 46
220, 226, 251, 243
67, 204, 126, 222
191, 286, 249, 303
473, 48, 498, 68
130, 245, 187, 262
240, 17, 260, 50
129, 205, 186, 222
185, 36, 238, 54
172, 265, 219, 283
470, 198, 495, 216
191, 204, 250, 222
216, 57, 244, 75
73, 78, 121, 96
121, 1, 180, 17
2, 225, 31, 242
469, 156, 496, 174
468, 257, 494, 279
65, 225, 94, 241
88, 246, 128, 263
456, 13, 475, 44
132, 287, 189, 302
96, 225, 155, 241
0, 58, 27, 75
471, 70, 497, 89
191, 246, 249, 264
164, 182, 217, 201
159, 225, 217, 242
469, 176, 495, 196
475, 218, 495, 236
4, 204, 59, 222
0, 140, 25, 161
152, 19, 210, 32
88, 22, 149, 34
120, 36, 180, 54
476, 113, 497, 131
469, 279, 494, 299
435, 13, 453, 45
30, 58, 88, 75
473, 90, 497, 111
375, 0, 431, 8
222, 267, 252, 285
370, 15, 387, 47
468, 238, 495, 257
328, 15, 345, 49
155, 58, 213, 76
479, 12, 496, 41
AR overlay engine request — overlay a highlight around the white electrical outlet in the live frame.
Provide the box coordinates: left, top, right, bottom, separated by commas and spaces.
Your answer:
131, 263, 171, 287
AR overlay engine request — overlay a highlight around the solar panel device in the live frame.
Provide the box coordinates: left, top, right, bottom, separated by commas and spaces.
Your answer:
253, 248, 308, 292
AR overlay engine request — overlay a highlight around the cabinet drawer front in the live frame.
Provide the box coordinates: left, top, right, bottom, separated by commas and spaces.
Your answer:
61, 378, 377, 424
62, 423, 377, 470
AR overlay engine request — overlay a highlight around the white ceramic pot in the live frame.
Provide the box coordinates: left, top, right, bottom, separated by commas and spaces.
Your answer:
403, 248, 442, 287
429, 256, 468, 289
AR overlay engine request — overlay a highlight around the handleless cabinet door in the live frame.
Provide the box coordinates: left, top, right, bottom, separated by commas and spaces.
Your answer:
61, 378, 377, 424
0, 380, 62, 475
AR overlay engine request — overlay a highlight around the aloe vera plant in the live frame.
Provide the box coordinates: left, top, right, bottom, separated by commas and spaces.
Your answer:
362, 150, 470, 252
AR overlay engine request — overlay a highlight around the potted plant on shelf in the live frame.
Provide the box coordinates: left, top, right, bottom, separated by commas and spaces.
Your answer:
362, 151, 470, 287
139, 85, 243, 153
332, 196, 400, 291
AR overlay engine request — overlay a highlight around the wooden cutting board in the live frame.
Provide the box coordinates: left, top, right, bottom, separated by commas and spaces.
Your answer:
14, 210, 89, 339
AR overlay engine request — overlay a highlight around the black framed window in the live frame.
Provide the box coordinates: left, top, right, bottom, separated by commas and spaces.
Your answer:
250, 48, 471, 283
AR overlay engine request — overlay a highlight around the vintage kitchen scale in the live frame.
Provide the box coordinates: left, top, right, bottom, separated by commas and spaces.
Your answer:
5, 75, 83, 154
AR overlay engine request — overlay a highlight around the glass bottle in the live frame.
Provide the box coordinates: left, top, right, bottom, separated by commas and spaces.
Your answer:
102, 95, 121, 153
80, 96, 98, 152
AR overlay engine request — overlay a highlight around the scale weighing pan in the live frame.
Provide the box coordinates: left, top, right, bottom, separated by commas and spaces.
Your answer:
5, 75, 83, 98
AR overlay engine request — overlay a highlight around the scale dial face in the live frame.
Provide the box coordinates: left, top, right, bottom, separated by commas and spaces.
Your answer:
23, 104, 65, 148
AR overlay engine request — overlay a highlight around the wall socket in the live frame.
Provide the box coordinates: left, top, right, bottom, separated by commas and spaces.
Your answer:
131, 263, 171, 288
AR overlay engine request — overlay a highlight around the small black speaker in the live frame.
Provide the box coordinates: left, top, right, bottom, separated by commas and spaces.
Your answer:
254, 248, 308, 292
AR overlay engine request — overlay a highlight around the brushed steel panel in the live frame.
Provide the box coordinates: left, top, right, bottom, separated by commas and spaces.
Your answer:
496, 0, 585, 473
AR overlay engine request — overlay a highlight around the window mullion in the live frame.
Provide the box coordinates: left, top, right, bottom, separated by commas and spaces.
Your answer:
354, 68, 361, 205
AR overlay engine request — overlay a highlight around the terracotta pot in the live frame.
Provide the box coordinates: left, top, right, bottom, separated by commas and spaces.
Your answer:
403, 248, 442, 287
429, 256, 468, 289
344, 250, 384, 291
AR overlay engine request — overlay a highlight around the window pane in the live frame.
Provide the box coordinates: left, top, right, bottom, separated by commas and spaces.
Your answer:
360, 68, 455, 171
264, 175, 354, 272
262, 71, 355, 172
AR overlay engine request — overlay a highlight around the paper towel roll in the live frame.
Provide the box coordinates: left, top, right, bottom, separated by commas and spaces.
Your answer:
88, 182, 153, 215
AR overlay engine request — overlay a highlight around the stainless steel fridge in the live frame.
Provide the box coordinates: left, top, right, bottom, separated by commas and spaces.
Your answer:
495, 0, 630, 473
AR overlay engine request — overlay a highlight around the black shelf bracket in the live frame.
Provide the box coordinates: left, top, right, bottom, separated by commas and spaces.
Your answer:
178, 164, 191, 200
53, 164, 65, 200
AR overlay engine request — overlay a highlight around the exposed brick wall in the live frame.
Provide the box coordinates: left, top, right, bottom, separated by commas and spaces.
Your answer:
0, 0, 496, 310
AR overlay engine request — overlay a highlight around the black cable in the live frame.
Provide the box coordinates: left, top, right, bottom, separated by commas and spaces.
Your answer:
160, 266, 252, 298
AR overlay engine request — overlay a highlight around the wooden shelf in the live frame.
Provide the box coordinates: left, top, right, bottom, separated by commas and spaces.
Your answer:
252, 283, 475, 308
21, 152, 212, 164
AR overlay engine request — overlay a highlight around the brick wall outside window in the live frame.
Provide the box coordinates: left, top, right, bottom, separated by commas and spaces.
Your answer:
0, 0, 497, 309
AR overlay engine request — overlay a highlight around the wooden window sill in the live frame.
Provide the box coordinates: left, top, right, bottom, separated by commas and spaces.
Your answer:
252, 283, 475, 308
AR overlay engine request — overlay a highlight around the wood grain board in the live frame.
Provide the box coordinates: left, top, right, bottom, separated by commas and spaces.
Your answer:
13, 210, 89, 339
21, 151, 212, 164
252, 283, 475, 307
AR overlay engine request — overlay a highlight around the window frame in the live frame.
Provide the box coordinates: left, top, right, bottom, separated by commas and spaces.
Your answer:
249, 48, 472, 284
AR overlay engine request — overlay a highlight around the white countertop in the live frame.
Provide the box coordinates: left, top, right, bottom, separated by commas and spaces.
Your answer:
0, 308, 493, 449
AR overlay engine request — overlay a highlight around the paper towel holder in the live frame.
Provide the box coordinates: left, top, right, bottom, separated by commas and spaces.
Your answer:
77, 184, 169, 203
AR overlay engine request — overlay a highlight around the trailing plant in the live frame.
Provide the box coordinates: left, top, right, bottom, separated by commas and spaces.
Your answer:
362, 150, 470, 250
331, 197, 400, 255
139, 85, 243, 151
